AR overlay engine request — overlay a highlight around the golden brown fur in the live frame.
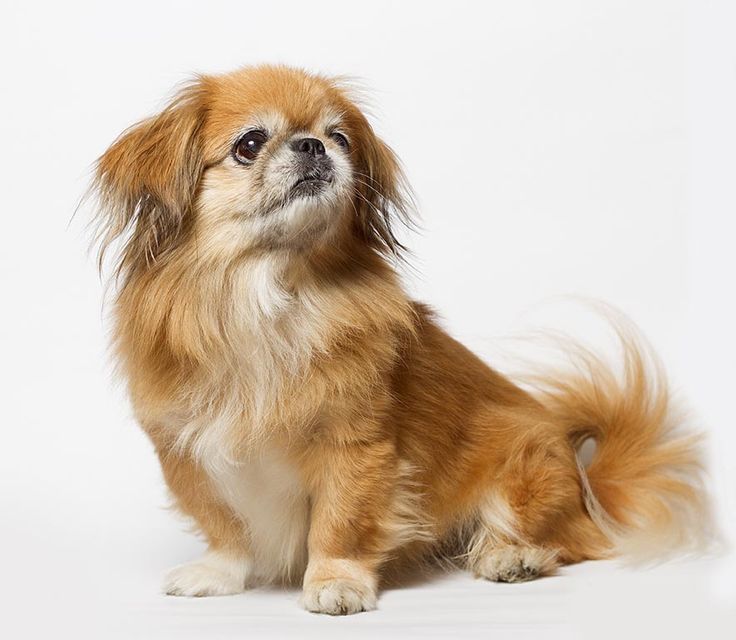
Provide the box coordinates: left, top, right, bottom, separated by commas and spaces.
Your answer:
92, 65, 710, 615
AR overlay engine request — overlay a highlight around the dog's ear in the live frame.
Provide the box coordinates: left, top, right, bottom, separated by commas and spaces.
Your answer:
353, 124, 415, 260
93, 81, 207, 278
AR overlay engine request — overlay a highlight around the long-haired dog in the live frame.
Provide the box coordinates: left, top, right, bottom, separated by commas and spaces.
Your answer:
92, 65, 709, 615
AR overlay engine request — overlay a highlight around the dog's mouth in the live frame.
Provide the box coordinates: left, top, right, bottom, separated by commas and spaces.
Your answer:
261, 173, 336, 218
291, 173, 333, 196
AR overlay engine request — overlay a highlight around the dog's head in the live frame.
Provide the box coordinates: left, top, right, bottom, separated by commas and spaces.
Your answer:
94, 65, 410, 277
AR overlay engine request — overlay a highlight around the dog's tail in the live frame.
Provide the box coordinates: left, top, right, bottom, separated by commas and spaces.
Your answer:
527, 311, 713, 561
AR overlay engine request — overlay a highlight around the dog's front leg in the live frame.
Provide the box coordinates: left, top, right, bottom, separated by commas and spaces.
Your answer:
301, 437, 399, 615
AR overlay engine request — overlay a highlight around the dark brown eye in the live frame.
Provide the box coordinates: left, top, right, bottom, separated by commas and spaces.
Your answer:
233, 130, 268, 163
329, 131, 349, 151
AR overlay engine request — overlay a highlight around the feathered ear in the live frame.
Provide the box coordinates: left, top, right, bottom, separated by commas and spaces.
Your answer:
92, 81, 207, 278
354, 126, 415, 260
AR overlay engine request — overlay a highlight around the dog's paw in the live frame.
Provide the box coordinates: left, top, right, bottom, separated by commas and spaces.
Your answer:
302, 578, 377, 615
164, 550, 251, 597
475, 545, 558, 583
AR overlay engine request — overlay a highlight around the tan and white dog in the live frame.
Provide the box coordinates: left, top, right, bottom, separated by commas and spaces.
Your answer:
92, 64, 709, 615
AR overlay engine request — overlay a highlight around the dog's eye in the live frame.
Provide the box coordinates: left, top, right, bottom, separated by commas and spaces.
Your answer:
233, 130, 268, 164
329, 131, 349, 151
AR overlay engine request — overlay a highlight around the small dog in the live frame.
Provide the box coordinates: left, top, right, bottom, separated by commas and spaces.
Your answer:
93, 65, 708, 615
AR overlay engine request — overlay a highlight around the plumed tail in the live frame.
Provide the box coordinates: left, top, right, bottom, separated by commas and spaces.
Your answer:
526, 312, 713, 562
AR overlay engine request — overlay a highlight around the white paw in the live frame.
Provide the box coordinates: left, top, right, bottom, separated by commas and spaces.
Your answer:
164, 550, 251, 597
302, 578, 377, 615
475, 545, 558, 583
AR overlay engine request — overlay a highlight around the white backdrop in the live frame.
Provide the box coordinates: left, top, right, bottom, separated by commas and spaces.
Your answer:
1, 1, 734, 638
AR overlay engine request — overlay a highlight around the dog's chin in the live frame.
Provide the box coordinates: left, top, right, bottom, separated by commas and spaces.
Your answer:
257, 188, 344, 252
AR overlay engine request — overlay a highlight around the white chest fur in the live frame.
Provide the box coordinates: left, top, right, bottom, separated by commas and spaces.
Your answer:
169, 256, 329, 582
204, 443, 311, 583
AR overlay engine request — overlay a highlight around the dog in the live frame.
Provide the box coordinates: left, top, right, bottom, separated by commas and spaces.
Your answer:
92, 64, 709, 615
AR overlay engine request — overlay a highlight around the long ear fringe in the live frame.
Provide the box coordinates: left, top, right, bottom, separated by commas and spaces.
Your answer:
356, 145, 419, 263
88, 79, 207, 283
331, 75, 419, 264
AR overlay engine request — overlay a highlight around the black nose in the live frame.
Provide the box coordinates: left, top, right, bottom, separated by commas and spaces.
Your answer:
292, 137, 325, 157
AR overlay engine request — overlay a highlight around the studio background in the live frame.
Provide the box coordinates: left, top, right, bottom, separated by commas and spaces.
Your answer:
1, 1, 734, 638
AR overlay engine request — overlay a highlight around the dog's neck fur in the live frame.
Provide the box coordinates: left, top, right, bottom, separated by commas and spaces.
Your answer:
118, 238, 412, 452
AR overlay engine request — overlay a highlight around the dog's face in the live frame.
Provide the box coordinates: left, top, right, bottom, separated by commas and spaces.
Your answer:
95, 65, 409, 275
198, 96, 354, 253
